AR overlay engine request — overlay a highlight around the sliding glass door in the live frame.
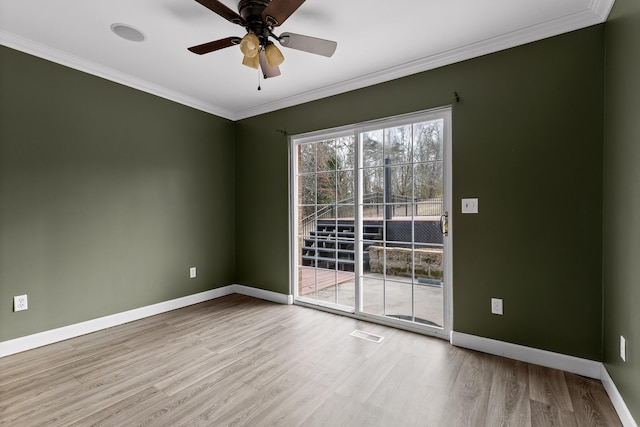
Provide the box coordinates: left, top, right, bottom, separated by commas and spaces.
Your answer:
291, 108, 452, 337
295, 133, 357, 310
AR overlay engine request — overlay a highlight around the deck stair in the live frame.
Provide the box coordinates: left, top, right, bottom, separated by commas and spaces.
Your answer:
302, 220, 383, 272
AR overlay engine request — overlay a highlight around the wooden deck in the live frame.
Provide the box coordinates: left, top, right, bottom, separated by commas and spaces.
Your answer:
298, 266, 354, 296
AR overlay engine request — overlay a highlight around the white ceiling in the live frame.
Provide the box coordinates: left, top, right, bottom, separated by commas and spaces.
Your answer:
0, 0, 613, 120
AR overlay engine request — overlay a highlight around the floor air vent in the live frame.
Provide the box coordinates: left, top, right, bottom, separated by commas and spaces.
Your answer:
350, 330, 384, 343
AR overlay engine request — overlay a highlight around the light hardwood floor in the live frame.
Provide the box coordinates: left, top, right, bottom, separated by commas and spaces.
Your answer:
0, 294, 622, 426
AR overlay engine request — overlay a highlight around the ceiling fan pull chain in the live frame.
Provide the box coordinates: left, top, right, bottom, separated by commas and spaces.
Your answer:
257, 66, 262, 91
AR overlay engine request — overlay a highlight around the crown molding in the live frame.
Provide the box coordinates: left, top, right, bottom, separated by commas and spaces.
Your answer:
235, 1, 614, 119
1, 0, 614, 121
590, 0, 616, 20
0, 30, 236, 121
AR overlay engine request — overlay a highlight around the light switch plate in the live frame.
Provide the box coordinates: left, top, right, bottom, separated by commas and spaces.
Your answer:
462, 198, 479, 213
491, 298, 503, 315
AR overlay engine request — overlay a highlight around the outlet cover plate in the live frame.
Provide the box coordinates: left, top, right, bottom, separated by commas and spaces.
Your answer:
462, 198, 479, 213
491, 298, 503, 315
621, 336, 626, 362
14, 295, 28, 312
190, 267, 197, 279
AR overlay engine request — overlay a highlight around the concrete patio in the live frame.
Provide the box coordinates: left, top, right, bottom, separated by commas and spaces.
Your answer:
298, 267, 444, 327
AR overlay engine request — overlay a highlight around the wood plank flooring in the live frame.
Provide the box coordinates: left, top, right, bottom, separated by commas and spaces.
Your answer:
0, 294, 622, 426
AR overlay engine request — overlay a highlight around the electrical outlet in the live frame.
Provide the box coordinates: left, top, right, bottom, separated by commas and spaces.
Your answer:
14, 295, 28, 312
621, 336, 626, 362
491, 298, 503, 315
190, 267, 197, 279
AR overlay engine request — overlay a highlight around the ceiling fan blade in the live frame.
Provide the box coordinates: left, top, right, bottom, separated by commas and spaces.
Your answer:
193, 0, 245, 26
259, 51, 282, 78
188, 36, 242, 55
278, 32, 337, 57
262, 0, 305, 27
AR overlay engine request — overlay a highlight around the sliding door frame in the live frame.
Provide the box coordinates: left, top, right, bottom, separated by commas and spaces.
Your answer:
289, 107, 453, 339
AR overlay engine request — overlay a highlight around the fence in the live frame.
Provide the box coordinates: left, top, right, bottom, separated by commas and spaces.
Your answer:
300, 192, 443, 237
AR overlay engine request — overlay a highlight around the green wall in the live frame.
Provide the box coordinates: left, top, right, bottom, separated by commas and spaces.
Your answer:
2, 15, 635, 419
3, 11, 636, 419
0, 46, 236, 342
603, 0, 640, 421
236, 26, 604, 360
0, 14, 617, 387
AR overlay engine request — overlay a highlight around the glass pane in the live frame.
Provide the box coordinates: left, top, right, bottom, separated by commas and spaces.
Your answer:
299, 143, 316, 174
389, 203, 414, 220
336, 204, 355, 219
300, 173, 316, 205
384, 125, 412, 165
414, 282, 443, 327
413, 120, 443, 163
316, 172, 336, 205
299, 207, 316, 239
362, 167, 383, 200
299, 204, 316, 219
336, 272, 356, 307
336, 170, 354, 202
315, 204, 334, 221
414, 200, 442, 217
386, 165, 413, 205
316, 140, 336, 171
362, 204, 384, 220
362, 277, 385, 316
314, 269, 337, 304
386, 219, 414, 245
414, 162, 443, 204
336, 136, 355, 170
414, 246, 444, 328
362, 130, 383, 168
414, 248, 443, 283
384, 277, 413, 321
414, 219, 444, 248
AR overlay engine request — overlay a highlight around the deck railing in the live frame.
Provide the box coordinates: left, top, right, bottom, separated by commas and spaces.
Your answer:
300, 192, 443, 237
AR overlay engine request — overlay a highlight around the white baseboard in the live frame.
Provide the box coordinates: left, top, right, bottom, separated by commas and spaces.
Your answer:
450, 331, 602, 379
2, 299, 633, 426
0, 285, 292, 358
231, 284, 294, 305
601, 365, 638, 427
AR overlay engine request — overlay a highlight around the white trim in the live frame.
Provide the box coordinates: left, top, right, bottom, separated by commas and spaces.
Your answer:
590, 0, 616, 21
1, 2, 614, 121
442, 108, 453, 337
290, 107, 452, 337
1, 291, 634, 425
601, 365, 639, 427
450, 332, 638, 425
0, 31, 236, 121
0, 285, 292, 358
230, 284, 294, 305
233, 3, 614, 119
450, 331, 602, 378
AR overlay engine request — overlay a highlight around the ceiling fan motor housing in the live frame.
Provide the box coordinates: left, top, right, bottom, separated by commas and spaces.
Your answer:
239, 0, 272, 43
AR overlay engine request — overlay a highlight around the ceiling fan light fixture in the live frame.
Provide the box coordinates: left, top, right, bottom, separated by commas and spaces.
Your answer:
242, 53, 259, 69
239, 33, 260, 58
265, 43, 284, 67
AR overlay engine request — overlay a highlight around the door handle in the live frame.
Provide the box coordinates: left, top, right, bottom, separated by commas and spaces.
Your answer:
440, 212, 449, 237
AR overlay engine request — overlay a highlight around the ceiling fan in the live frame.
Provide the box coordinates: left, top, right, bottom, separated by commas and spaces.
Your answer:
188, 0, 337, 79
